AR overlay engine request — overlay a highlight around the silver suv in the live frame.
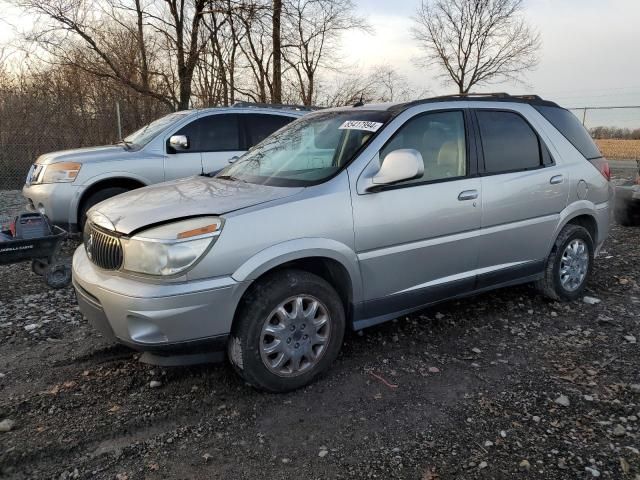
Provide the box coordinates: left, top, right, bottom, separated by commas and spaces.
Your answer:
72, 94, 613, 392
22, 104, 305, 232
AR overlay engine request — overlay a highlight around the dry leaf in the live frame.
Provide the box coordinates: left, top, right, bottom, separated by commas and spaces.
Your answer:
422, 466, 440, 480
620, 457, 630, 474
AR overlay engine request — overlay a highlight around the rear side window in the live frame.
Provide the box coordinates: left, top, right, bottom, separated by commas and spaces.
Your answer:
175, 114, 240, 152
244, 114, 295, 148
476, 110, 541, 174
534, 105, 602, 160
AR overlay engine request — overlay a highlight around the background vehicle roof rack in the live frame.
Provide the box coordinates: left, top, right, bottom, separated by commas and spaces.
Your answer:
231, 101, 321, 111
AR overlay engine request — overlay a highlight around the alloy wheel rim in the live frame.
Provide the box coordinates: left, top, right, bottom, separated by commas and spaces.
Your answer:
559, 239, 589, 292
259, 295, 331, 377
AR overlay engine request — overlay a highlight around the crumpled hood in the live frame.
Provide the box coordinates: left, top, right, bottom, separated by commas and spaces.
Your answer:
37, 145, 129, 165
90, 175, 304, 235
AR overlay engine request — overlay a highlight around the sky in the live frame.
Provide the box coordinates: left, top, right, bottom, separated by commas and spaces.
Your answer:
1, 0, 639, 127
344, 0, 640, 127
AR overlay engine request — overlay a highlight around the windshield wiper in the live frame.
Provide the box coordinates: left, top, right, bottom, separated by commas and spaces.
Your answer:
217, 174, 247, 183
116, 140, 134, 150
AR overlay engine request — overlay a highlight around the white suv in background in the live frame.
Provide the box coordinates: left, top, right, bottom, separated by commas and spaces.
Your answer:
22, 103, 308, 232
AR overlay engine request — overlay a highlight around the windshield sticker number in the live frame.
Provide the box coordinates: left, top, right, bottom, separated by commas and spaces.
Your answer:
339, 120, 383, 132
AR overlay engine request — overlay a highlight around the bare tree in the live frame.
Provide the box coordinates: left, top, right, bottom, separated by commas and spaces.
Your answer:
11, 0, 207, 110
282, 0, 368, 105
412, 0, 540, 94
318, 65, 427, 107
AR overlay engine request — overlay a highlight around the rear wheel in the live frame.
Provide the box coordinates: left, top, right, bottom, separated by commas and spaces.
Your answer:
228, 269, 345, 393
535, 224, 594, 301
79, 187, 129, 231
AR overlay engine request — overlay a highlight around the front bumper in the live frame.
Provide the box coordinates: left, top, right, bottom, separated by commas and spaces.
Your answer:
72, 246, 241, 352
22, 182, 85, 232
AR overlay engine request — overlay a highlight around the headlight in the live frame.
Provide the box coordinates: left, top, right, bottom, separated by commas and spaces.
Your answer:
121, 216, 222, 276
41, 162, 82, 183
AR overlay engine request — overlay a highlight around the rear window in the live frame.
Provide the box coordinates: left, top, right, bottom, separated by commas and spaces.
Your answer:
534, 106, 602, 160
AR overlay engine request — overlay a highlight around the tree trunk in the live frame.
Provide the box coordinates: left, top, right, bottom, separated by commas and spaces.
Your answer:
272, 0, 282, 104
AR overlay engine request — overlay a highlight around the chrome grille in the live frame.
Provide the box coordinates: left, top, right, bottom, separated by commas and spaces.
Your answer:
84, 223, 123, 270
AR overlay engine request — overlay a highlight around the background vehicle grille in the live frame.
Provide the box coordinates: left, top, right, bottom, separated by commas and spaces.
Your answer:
84, 223, 123, 270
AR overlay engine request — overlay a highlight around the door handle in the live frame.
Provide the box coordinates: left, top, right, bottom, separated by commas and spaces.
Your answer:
550, 174, 564, 185
458, 190, 479, 201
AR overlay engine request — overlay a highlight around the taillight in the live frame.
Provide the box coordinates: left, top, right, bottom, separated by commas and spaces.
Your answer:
589, 158, 611, 181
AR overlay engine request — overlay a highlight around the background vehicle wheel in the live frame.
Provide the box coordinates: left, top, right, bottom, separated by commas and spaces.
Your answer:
228, 269, 345, 393
535, 224, 594, 301
614, 206, 636, 226
45, 263, 72, 289
79, 187, 129, 231
31, 258, 49, 276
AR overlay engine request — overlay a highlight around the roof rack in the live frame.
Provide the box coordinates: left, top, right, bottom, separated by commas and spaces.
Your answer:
390, 92, 560, 112
231, 101, 321, 112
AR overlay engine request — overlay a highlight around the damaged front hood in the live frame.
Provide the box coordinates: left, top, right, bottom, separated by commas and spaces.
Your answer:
89, 175, 304, 235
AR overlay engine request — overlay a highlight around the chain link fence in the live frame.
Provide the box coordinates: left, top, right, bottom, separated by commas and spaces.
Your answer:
0, 114, 122, 190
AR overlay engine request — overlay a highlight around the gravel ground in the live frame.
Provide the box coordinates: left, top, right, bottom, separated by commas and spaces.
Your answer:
1, 169, 640, 480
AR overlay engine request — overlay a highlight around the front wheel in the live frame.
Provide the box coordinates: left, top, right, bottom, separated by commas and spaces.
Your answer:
535, 224, 594, 301
79, 187, 129, 231
228, 269, 345, 393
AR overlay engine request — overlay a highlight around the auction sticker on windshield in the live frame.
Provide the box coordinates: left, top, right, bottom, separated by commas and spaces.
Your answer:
339, 120, 383, 132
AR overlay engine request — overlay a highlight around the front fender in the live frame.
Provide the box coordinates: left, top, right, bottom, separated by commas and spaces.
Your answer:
231, 237, 363, 305
80, 171, 153, 188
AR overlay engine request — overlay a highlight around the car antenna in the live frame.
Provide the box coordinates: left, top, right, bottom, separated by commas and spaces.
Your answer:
352, 94, 364, 107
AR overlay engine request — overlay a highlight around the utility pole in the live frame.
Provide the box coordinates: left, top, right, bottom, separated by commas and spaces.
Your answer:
116, 101, 122, 141
272, 0, 282, 104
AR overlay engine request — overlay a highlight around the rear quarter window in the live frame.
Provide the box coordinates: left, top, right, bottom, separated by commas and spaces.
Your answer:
476, 110, 542, 174
534, 106, 602, 160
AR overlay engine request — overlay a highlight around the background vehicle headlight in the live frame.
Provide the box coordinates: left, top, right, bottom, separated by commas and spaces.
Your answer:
121, 217, 222, 276
41, 162, 82, 183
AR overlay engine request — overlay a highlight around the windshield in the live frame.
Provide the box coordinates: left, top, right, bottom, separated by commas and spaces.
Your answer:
123, 112, 190, 149
217, 110, 393, 187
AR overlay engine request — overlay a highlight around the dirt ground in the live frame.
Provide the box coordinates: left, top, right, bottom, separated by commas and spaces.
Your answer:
1, 167, 639, 479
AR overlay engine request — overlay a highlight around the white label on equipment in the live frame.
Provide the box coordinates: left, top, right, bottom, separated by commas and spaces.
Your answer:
339, 120, 383, 132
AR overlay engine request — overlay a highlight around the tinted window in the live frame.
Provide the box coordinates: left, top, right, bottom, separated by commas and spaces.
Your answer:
534, 105, 602, 160
245, 114, 295, 147
380, 111, 467, 183
477, 111, 541, 173
174, 114, 240, 152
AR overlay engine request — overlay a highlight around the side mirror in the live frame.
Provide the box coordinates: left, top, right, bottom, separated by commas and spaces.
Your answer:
369, 149, 424, 188
228, 155, 240, 164
169, 135, 189, 151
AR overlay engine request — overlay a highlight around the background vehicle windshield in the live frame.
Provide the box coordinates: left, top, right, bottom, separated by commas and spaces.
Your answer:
218, 110, 392, 186
123, 112, 189, 149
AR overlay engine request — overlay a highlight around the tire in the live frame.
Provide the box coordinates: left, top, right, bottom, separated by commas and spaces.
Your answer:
228, 269, 346, 393
535, 224, 594, 301
79, 187, 129, 231
45, 263, 72, 289
614, 206, 636, 227
32, 258, 49, 276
